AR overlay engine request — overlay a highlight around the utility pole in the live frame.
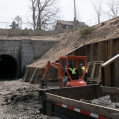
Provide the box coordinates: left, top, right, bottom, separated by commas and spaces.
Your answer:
21, 17, 22, 29
74, 0, 77, 30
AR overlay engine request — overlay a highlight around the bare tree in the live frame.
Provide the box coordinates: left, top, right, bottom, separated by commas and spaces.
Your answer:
30, 0, 37, 30
30, 0, 59, 30
91, 0, 103, 24
107, 0, 119, 18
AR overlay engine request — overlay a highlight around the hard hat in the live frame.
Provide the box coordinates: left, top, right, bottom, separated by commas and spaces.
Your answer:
80, 63, 83, 66
68, 61, 72, 66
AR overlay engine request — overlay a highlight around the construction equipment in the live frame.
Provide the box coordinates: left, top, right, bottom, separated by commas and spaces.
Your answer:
40, 55, 87, 88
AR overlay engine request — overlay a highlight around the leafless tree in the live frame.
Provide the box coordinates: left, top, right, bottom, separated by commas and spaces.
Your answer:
30, 0, 59, 30
91, 0, 103, 24
30, 0, 37, 30
107, 0, 119, 18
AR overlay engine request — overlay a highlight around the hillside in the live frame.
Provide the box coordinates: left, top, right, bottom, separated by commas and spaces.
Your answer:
27, 17, 119, 68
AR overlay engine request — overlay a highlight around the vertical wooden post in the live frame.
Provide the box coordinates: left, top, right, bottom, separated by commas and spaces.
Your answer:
101, 67, 105, 86
110, 62, 115, 87
108, 40, 113, 59
93, 43, 98, 61
98, 42, 101, 61
104, 65, 111, 87
87, 45, 90, 62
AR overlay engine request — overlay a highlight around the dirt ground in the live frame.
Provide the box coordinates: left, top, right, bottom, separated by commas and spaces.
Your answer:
0, 80, 60, 119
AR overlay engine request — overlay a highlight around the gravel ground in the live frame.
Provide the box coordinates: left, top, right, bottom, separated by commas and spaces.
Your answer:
0, 80, 60, 119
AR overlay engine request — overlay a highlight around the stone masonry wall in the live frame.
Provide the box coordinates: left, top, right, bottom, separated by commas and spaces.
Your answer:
32, 40, 58, 59
21, 40, 34, 75
0, 40, 21, 77
0, 29, 60, 36
0, 39, 58, 78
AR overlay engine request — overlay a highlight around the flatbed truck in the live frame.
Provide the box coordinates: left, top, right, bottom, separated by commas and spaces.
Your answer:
39, 85, 119, 119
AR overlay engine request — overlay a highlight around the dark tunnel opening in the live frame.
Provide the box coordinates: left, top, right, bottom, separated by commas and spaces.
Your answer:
0, 55, 18, 80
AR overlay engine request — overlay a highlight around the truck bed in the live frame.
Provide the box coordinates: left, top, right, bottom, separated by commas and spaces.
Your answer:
39, 85, 119, 119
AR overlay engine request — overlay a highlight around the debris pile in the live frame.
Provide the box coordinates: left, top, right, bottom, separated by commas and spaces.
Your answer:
91, 95, 119, 109
0, 86, 49, 119
1, 88, 38, 105
0, 80, 60, 119
81, 95, 119, 109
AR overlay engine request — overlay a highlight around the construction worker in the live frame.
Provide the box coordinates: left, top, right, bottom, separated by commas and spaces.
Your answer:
80, 63, 88, 82
63, 61, 80, 86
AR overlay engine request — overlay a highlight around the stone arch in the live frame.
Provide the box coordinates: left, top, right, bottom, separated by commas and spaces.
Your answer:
0, 54, 18, 79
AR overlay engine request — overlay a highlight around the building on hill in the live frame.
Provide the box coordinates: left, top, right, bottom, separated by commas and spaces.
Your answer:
55, 20, 88, 32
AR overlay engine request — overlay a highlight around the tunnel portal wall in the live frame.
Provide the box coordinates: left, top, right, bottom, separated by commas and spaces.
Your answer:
0, 39, 58, 79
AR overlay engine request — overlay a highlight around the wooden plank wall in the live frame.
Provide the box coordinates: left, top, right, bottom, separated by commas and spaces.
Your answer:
93, 43, 98, 61
113, 39, 119, 87
86, 45, 91, 62
115, 58, 119, 87
48, 38, 119, 87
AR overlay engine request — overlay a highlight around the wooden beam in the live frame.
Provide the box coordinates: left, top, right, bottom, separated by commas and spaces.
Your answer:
101, 54, 119, 67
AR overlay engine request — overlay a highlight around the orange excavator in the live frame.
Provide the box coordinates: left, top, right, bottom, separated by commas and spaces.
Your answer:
40, 55, 87, 88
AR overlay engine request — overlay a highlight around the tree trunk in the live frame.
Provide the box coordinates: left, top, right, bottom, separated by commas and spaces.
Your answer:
33, 7, 36, 30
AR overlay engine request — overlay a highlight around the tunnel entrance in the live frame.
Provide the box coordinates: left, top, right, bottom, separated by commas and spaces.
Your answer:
0, 55, 18, 80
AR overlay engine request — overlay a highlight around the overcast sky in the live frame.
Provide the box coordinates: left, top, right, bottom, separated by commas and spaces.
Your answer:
0, 0, 111, 29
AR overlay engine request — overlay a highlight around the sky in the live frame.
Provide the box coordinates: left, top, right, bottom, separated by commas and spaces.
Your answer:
0, 0, 112, 29
59, 0, 94, 21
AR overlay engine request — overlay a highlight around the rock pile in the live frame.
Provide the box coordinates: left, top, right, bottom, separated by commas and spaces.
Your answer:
91, 95, 119, 109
